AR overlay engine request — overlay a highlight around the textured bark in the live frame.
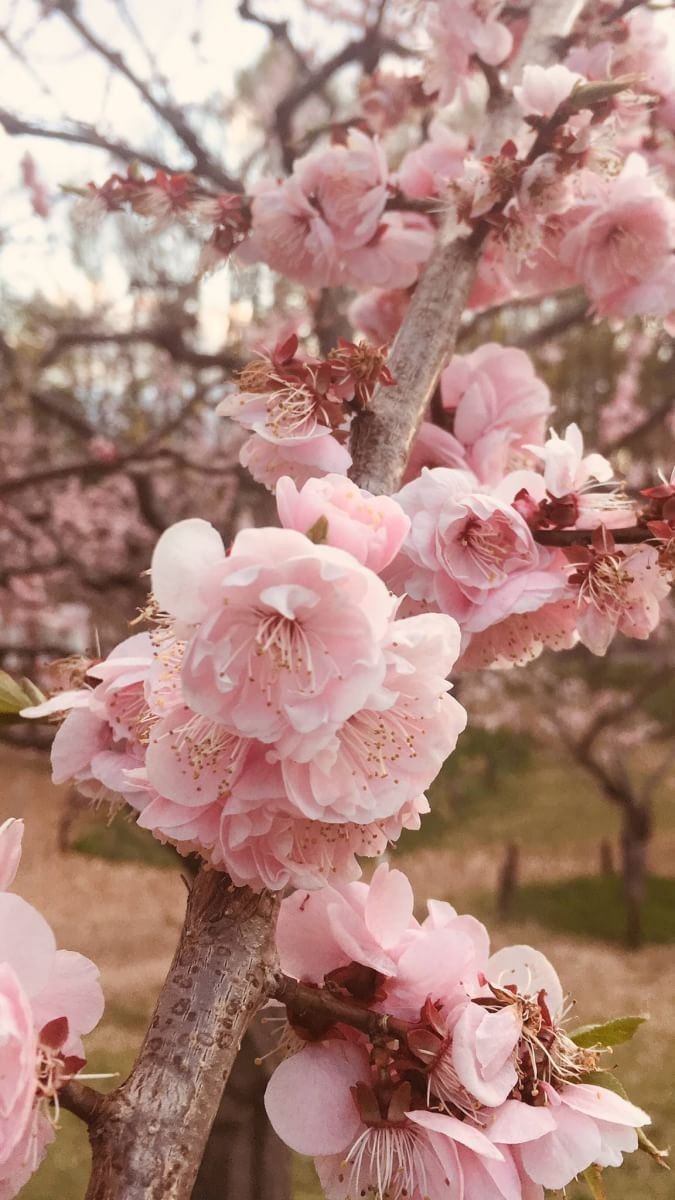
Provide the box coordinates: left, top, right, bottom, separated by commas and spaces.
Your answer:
84, 869, 280, 1200
191, 1022, 290, 1200
349, 0, 586, 496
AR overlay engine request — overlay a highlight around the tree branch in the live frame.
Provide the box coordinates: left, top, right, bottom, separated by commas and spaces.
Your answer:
0, 109, 178, 176
533, 526, 653, 546
274, 975, 410, 1042
53, 1, 242, 191
349, 0, 586, 494
59, 1080, 105, 1127
84, 868, 280, 1200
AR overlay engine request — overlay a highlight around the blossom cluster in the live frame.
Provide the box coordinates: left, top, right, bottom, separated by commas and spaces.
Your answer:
25, 520, 467, 891
265, 863, 650, 1200
216, 333, 393, 490
0, 819, 104, 1197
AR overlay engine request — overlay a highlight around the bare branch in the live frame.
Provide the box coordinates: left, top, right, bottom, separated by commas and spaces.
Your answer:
59, 1080, 104, 1127
52, 1, 242, 191
0, 109, 178, 175
274, 974, 410, 1041
533, 526, 653, 546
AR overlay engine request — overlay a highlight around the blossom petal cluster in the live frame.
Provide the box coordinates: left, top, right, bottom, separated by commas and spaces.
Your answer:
0, 819, 104, 1198
266, 864, 650, 1200
389, 346, 672, 667
25, 522, 467, 891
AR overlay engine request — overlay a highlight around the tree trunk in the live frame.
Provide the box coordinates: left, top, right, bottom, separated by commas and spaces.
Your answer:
496, 841, 519, 918
619, 803, 652, 950
84, 869, 280, 1200
191, 1021, 290, 1200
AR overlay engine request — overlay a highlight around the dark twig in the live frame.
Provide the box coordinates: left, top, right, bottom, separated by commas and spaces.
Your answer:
273, 974, 410, 1041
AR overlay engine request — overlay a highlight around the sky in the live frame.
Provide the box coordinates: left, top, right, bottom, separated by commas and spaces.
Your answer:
0, 0, 341, 330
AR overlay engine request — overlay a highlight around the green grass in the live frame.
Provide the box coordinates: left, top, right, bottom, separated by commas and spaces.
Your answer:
72, 809, 180, 869
503, 874, 675, 945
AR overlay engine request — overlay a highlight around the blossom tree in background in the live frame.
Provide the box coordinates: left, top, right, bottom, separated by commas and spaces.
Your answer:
1, 0, 674, 1197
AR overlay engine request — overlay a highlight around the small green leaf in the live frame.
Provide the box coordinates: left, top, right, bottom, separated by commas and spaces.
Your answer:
571, 1015, 647, 1048
0, 671, 33, 716
20, 677, 46, 707
306, 515, 329, 544
583, 1164, 607, 1200
568, 76, 637, 113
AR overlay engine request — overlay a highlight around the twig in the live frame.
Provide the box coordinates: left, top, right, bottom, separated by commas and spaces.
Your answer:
59, 1080, 105, 1127
274, 975, 410, 1042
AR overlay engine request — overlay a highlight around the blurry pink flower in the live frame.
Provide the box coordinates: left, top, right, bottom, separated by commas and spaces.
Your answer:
87, 436, 118, 464
397, 121, 468, 199
348, 288, 410, 343
513, 64, 583, 118
238, 176, 341, 288
440, 344, 552, 485
403, 423, 469, 485
455, 597, 578, 670
0, 821, 23, 893
294, 129, 389, 251
344, 213, 435, 289
240, 431, 352, 492
276, 473, 410, 572
573, 543, 670, 655
425, 0, 513, 104
0, 963, 36, 1169
560, 156, 675, 316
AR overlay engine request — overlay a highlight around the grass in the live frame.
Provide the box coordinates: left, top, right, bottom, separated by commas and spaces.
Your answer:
71, 808, 180, 869
504, 874, 675, 945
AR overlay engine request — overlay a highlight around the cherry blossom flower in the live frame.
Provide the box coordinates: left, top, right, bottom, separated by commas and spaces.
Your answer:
239, 429, 352, 491
276, 474, 410, 572
397, 121, 468, 199
559, 156, 675, 317
440, 344, 552, 485
344, 212, 435, 290
348, 288, 410, 343
572, 541, 671, 655
424, 0, 513, 105
513, 64, 583, 118
0, 823, 103, 1198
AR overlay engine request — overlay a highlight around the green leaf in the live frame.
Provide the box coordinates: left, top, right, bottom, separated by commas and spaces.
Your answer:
0, 671, 33, 716
571, 1015, 647, 1048
583, 1164, 607, 1200
306, 516, 329, 545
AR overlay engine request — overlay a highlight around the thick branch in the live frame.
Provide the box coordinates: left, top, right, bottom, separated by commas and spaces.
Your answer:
84, 869, 279, 1200
349, 0, 585, 494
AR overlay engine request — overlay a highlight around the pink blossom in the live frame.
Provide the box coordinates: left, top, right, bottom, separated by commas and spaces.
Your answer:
276, 474, 410, 572
425, 0, 513, 105
0, 821, 23, 892
344, 212, 435, 290
402, 423, 470, 485
559, 156, 675, 317
240, 431, 352, 492
153, 523, 395, 754
265, 1040, 504, 1200
348, 288, 410, 343
276, 863, 418, 984
527, 423, 612, 498
494, 1084, 650, 1190
397, 121, 468, 199
513, 64, 583, 118
440, 344, 552, 485
0, 833, 103, 1196
239, 130, 390, 286
573, 543, 671, 655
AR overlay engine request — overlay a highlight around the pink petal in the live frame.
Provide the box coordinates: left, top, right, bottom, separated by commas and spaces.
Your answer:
488, 1100, 557, 1144
0, 894, 55, 997
487, 945, 564, 1020
409, 1109, 504, 1159
0, 820, 23, 891
264, 1042, 366, 1155
151, 518, 225, 624
364, 864, 414, 949
560, 1083, 650, 1127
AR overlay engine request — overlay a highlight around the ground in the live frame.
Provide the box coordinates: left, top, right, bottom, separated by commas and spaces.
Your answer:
3, 743, 673, 1200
